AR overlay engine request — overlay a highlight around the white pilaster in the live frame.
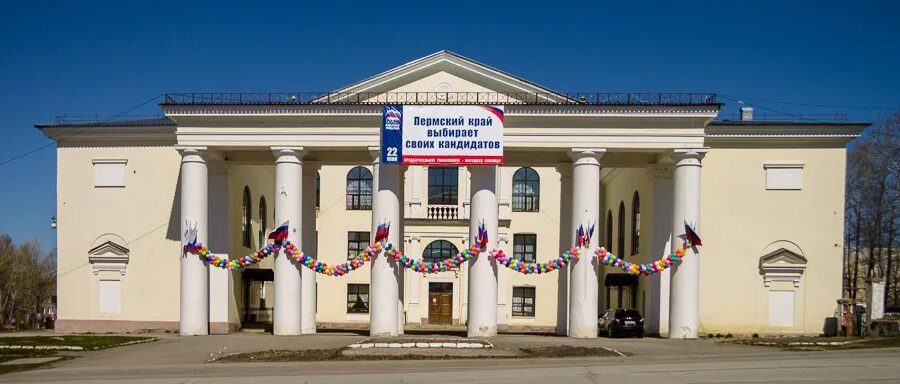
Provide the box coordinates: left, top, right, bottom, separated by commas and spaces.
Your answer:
556, 163, 573, 335
301, 162, 320, 334
467, 165, 499, 337
179, 146, 209, 336
208, 153, 234, 334
496, 234, 510, 326
370, 147, 402, 336
568, 149, 605, 338
668, 149, 706, 339
645, 159, 673, 336
406, 237, 422, 324
272, 147, 305, 336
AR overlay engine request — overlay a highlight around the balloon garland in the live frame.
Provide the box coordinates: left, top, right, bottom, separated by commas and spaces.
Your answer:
183, 239, 281, 270
492, 248, 580, 275
183, 222, 700, 278
386, 242, 480, 273
596, 244, 687, 276
285, 241, 381, 277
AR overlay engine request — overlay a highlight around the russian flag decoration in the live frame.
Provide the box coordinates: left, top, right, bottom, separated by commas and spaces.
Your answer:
375, 221, 390, 243
684, 222, 702, 247
475, 220, 489, 249
267, 223, 289, 244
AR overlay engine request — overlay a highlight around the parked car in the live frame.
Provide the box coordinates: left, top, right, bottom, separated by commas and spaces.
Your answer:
599, 308, 644, 338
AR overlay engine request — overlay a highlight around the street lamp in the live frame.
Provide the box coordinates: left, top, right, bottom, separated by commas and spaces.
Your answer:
50, 215, 57, 229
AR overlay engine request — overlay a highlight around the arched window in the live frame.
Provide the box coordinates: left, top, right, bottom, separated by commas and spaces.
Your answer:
346, 166, 373, 210
512, 167, 540, 212
422, 240, 459, 264
258, 196, 267, 247
631, 192, 640, 256
617, 201, 626, 258
606, 210, 613, 250
242, 186, 252, 247
316, 171, 321, 210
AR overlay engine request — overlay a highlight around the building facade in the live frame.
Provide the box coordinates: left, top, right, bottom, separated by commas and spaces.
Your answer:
37, 51, 866, 337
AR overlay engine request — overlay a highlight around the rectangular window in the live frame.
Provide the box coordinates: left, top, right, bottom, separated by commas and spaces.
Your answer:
93, 159, 127, 187
512, 287, 535, 317
99, 279, 122, 313
347, 231, 370, 259
513, 234, 537, 263
428, 167, 459, 205
347, 284, 369, 314
764, 163, 803, 190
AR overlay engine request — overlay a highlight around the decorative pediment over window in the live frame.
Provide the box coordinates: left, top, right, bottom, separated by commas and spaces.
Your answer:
759, 248, 807, 287
88, 236, 130, 275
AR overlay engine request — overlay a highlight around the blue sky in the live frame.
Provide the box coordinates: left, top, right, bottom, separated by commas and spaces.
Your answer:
1, 0, 898, 247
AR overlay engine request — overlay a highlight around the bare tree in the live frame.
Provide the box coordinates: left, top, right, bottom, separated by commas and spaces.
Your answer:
0, 235, 56, 331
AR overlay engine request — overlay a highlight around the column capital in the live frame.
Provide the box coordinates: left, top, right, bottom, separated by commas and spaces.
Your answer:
646, 160, 674, 179
672, 148, 708, 167
568, 148, 606, 165
368, 146, 381, 162
271, 147, 306, 164
302, 161, 322, 174
175, 146, 208, 163
555, 163, 573, 178
207, 151, 231, 174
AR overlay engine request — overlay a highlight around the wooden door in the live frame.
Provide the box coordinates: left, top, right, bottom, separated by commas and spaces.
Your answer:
428, 283, 453, 325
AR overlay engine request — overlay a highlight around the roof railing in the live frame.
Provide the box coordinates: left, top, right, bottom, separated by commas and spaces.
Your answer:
161, 92, 719, 106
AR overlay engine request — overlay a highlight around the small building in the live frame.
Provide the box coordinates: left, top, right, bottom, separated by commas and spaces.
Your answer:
36, 51, 866, 337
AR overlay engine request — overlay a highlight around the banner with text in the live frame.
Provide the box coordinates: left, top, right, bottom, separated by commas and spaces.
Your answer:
381, 105, 504, 165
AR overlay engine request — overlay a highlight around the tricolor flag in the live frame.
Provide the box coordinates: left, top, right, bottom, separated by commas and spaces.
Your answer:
475, 221, 489, 249
375, 222, 390, 243
576, 225, 586, 247
268, 223, 289, 243
684, 223, 702, 247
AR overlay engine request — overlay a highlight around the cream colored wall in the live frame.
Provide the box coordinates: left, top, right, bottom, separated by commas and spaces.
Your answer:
501, 166, 563, 327
700, 147, 846, 334
315, 164, 374, 324
601, 168, 652, 313
227, 164, 275, 317
56, 146, 182, 325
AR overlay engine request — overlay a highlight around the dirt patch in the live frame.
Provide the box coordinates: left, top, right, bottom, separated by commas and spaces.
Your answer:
214, 345, 620, 363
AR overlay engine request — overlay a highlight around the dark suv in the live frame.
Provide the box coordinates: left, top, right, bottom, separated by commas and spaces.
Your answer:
599, 308, 644, 338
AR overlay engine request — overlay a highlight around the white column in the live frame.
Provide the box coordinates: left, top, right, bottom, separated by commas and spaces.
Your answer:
645, 159, 673, 336
272, 147, 304, 336
467, 165, 499, 337
301, 162, 319, 334
208, 153, 233, 334
556, 164, 573, 335
668, 149, 705, 339
179, 147, 209, 336
370, 148, 402, 336
568, 149, 605, 338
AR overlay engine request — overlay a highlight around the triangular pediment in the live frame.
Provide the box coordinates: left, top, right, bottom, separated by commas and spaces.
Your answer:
89, 241, 129, 256
760, 248, 807, 267
331, 50, 564, 97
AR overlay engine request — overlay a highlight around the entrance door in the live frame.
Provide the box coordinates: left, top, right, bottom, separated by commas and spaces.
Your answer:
428, 282, 453, 325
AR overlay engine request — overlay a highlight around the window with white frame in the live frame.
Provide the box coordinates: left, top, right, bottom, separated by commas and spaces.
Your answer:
512, 286, 535, 317
92, 159, 127, 187
764, 163, 804, 190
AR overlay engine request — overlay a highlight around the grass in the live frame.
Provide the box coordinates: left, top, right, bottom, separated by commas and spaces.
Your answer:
214, 345, 620, 363
0, 335, 155, 350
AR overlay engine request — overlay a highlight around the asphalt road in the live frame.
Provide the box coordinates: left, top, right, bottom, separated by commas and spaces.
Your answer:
4, 347, 899, 383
